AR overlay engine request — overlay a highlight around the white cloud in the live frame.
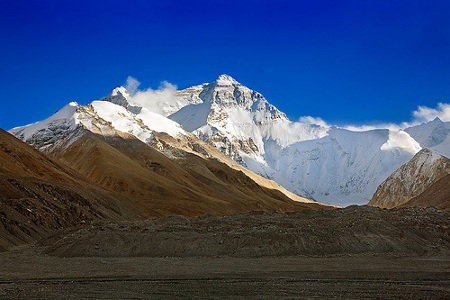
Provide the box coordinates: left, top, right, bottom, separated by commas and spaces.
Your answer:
125, 76, 141, 95
343, 123, 405, 132
380, 129, 422, 154
127, 79, 179, 117
298, 116, 329, 127
412, 103, 450, 123
343, 102, 450, 132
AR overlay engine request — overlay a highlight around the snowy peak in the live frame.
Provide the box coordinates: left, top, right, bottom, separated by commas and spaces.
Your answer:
105, 86, 131, 106
196, 75, 287, 120
427, 116, 444, 125
214, 74, 241, 87
101, 86, 143, 114
111, 86, 130, 97
170, 75, 298, 164
11, 94, 186, 153
11, 101, 80, 141
169, 76, 292, 173
369, 148, 450, 208
405, 117, 450, 157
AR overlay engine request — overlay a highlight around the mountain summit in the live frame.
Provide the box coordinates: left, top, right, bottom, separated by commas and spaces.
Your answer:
9, 79, 317, 216
214, 74, 242, 86
169, 74, 303, 166
167, 76, 425, 205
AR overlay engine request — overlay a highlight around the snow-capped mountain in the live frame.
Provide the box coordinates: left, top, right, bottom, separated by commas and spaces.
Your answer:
11, 99, 186, 153
12, 74, 450, 206
10, 86, 314, 206
260, 128, 422, 205
369, 148, 450, 208
169, 74, 329, 166
405, 117, 450, 157
162, 74, 421, 206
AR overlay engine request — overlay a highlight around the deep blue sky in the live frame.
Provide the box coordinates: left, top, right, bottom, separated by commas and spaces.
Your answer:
1, 0, 450, 130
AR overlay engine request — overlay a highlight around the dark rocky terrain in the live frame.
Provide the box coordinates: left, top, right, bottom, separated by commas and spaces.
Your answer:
0, 205, 448, 299
42, 206, 449, 258
1, 250, 449, 299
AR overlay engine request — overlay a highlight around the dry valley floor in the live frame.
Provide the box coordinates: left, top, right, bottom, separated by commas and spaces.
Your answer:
0, 206, 449, 299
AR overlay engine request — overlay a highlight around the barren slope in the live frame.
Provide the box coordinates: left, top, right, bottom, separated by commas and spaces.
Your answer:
54, 131, 324, 218
403, 174, 450, 210
1, 128, 327, 251
369, 149, 450, 208
150, 132, 314, 204
0, 129, 125, 250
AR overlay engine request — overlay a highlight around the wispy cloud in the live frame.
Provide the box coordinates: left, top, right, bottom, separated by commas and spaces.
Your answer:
412, 103, 450, 123
297, 116, 410, 132
341, 103, 450, 132
125, 76, 141, 95
125, 76, 178, 116
343, 123, 406, 132
298, 116, 329, 128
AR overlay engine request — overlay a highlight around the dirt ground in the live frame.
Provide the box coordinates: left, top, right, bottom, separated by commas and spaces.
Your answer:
0, 206, 449, 299
0, 249, 448, 299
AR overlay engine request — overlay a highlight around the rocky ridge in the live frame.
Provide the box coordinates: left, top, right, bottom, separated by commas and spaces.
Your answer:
369, 148, 450, 208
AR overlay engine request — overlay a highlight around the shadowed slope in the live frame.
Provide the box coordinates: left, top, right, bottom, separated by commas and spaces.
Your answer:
55, 131, 324, 217
403, 174, 450, 210
0, 127, 326, 251
0, 129, 124, 250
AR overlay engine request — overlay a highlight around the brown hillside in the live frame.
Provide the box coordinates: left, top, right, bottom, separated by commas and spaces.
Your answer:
0, 128, 81, 183
0, 129, 125, 250
55, 132, 324, 218
369, 149, 450, 208
403, 174, 450, 210
0, 128, 326, 251
151, 132, 315, 204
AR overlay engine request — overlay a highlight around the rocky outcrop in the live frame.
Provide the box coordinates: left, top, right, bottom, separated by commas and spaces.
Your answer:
369, 148, 450, 208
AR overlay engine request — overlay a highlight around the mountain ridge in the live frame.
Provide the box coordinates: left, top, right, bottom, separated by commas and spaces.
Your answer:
1, 125, 327, 250
11, 74, 450, 206
369, 148, 450, 208
167, 75, 424, 205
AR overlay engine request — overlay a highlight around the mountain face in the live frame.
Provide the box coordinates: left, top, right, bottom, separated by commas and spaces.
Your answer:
369, 149, 450, 208
164, 75, 421, 206
261, 128, 420, 205
405, 117, 450, 157
4, 105, 329, 250
0, 129, 128, 250
404, 173, 450, 210
170, 75, 329, 165
11, 74, 450, 206
7, 86, 322, 217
